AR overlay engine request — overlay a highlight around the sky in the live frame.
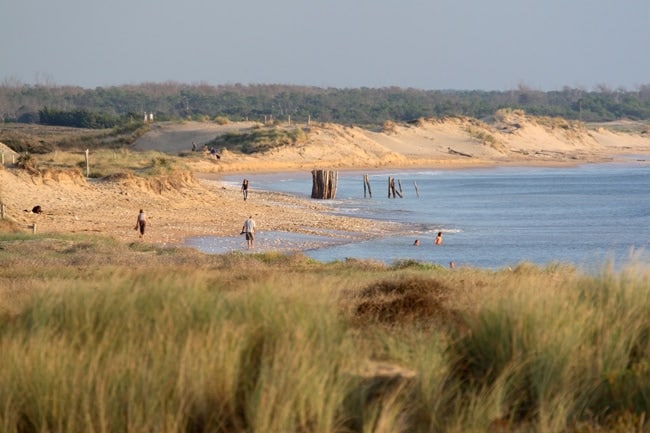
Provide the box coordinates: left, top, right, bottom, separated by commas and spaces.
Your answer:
1, 0, 648, 91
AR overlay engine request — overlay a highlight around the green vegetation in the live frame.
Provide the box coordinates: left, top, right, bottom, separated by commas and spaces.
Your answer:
39, 107, 123, 129
1, 234, 650, 432
19, 148, 191, 178
207, 127, 307, 154
0, 121, 152, 154
2, 83, 650, 129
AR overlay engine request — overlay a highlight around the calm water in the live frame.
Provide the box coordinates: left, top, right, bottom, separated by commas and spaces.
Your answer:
187, 160, 650, 270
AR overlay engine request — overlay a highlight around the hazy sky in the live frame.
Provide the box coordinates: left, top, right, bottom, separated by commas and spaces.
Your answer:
2, 0, 648, 91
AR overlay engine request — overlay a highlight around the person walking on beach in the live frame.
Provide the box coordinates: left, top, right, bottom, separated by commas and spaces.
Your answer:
135, 209, 147, 239
435, 231, 443, 245
242, 215, 256, 249
241, 179, 249, 201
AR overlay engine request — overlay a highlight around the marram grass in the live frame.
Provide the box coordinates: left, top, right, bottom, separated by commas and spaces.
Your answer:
2, 235, 650, 432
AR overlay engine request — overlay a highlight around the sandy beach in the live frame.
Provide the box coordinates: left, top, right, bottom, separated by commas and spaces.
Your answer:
2, 114, 650, 249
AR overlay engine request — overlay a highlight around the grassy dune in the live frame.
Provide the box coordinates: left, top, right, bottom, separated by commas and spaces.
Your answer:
1, 234, 650, 432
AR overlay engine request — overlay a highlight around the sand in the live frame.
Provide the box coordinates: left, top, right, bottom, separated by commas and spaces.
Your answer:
2, 114, 650, 249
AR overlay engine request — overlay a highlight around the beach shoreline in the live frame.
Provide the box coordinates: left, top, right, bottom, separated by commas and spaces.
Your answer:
2, 116, 650, 251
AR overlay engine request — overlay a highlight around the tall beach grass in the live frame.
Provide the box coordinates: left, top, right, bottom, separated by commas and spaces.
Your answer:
1, 234, 650, 432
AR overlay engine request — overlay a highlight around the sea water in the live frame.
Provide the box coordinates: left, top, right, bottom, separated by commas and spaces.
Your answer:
187, 160, 650, 270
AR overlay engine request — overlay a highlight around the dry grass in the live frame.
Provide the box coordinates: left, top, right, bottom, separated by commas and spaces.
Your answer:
463, 121, 506, 151
31, 148, 192, 178
352, 277, 454, 326
1, 234, 650, 432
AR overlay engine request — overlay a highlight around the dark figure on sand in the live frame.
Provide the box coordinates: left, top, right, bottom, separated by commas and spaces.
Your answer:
135, 209, 147, 238
24, 205, 42, 214
241, 179, 249, 200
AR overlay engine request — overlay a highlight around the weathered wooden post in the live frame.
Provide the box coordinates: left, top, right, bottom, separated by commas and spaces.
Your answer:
388, 177, 403, 198
85, 149, 90, 177
363, 174, 373, 198
311, 169, 338, 199
414, 181, 420, 198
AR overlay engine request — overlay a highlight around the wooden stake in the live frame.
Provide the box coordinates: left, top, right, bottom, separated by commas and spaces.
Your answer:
363, 174, 373, 198
388, 177, 402, 198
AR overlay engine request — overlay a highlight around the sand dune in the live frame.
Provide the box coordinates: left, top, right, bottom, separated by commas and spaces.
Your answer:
2, 114, 650, 247
134, 114, 650, 173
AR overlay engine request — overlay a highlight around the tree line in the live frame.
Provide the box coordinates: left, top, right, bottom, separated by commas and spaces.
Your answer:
1, 82, 650, 128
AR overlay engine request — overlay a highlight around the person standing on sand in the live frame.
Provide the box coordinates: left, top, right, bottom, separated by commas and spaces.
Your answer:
241, 179, 249, 201
435, 231, 443, 245
242, 215, 256, 249
135, 209, 147, 239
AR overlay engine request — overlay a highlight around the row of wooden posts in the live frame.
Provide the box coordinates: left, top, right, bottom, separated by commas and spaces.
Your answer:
311, 170, 420, 199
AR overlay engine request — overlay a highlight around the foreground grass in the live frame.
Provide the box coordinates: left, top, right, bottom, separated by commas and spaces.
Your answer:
1, 234, 650, 432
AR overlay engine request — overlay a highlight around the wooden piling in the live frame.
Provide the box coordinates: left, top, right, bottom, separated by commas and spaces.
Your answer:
388, 177, 403, 198
363, 174, 372, 198
311, 169, 338, 199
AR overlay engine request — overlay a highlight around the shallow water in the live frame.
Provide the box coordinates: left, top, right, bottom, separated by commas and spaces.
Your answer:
188, 160, 650, 270
185, 230, 343, 254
